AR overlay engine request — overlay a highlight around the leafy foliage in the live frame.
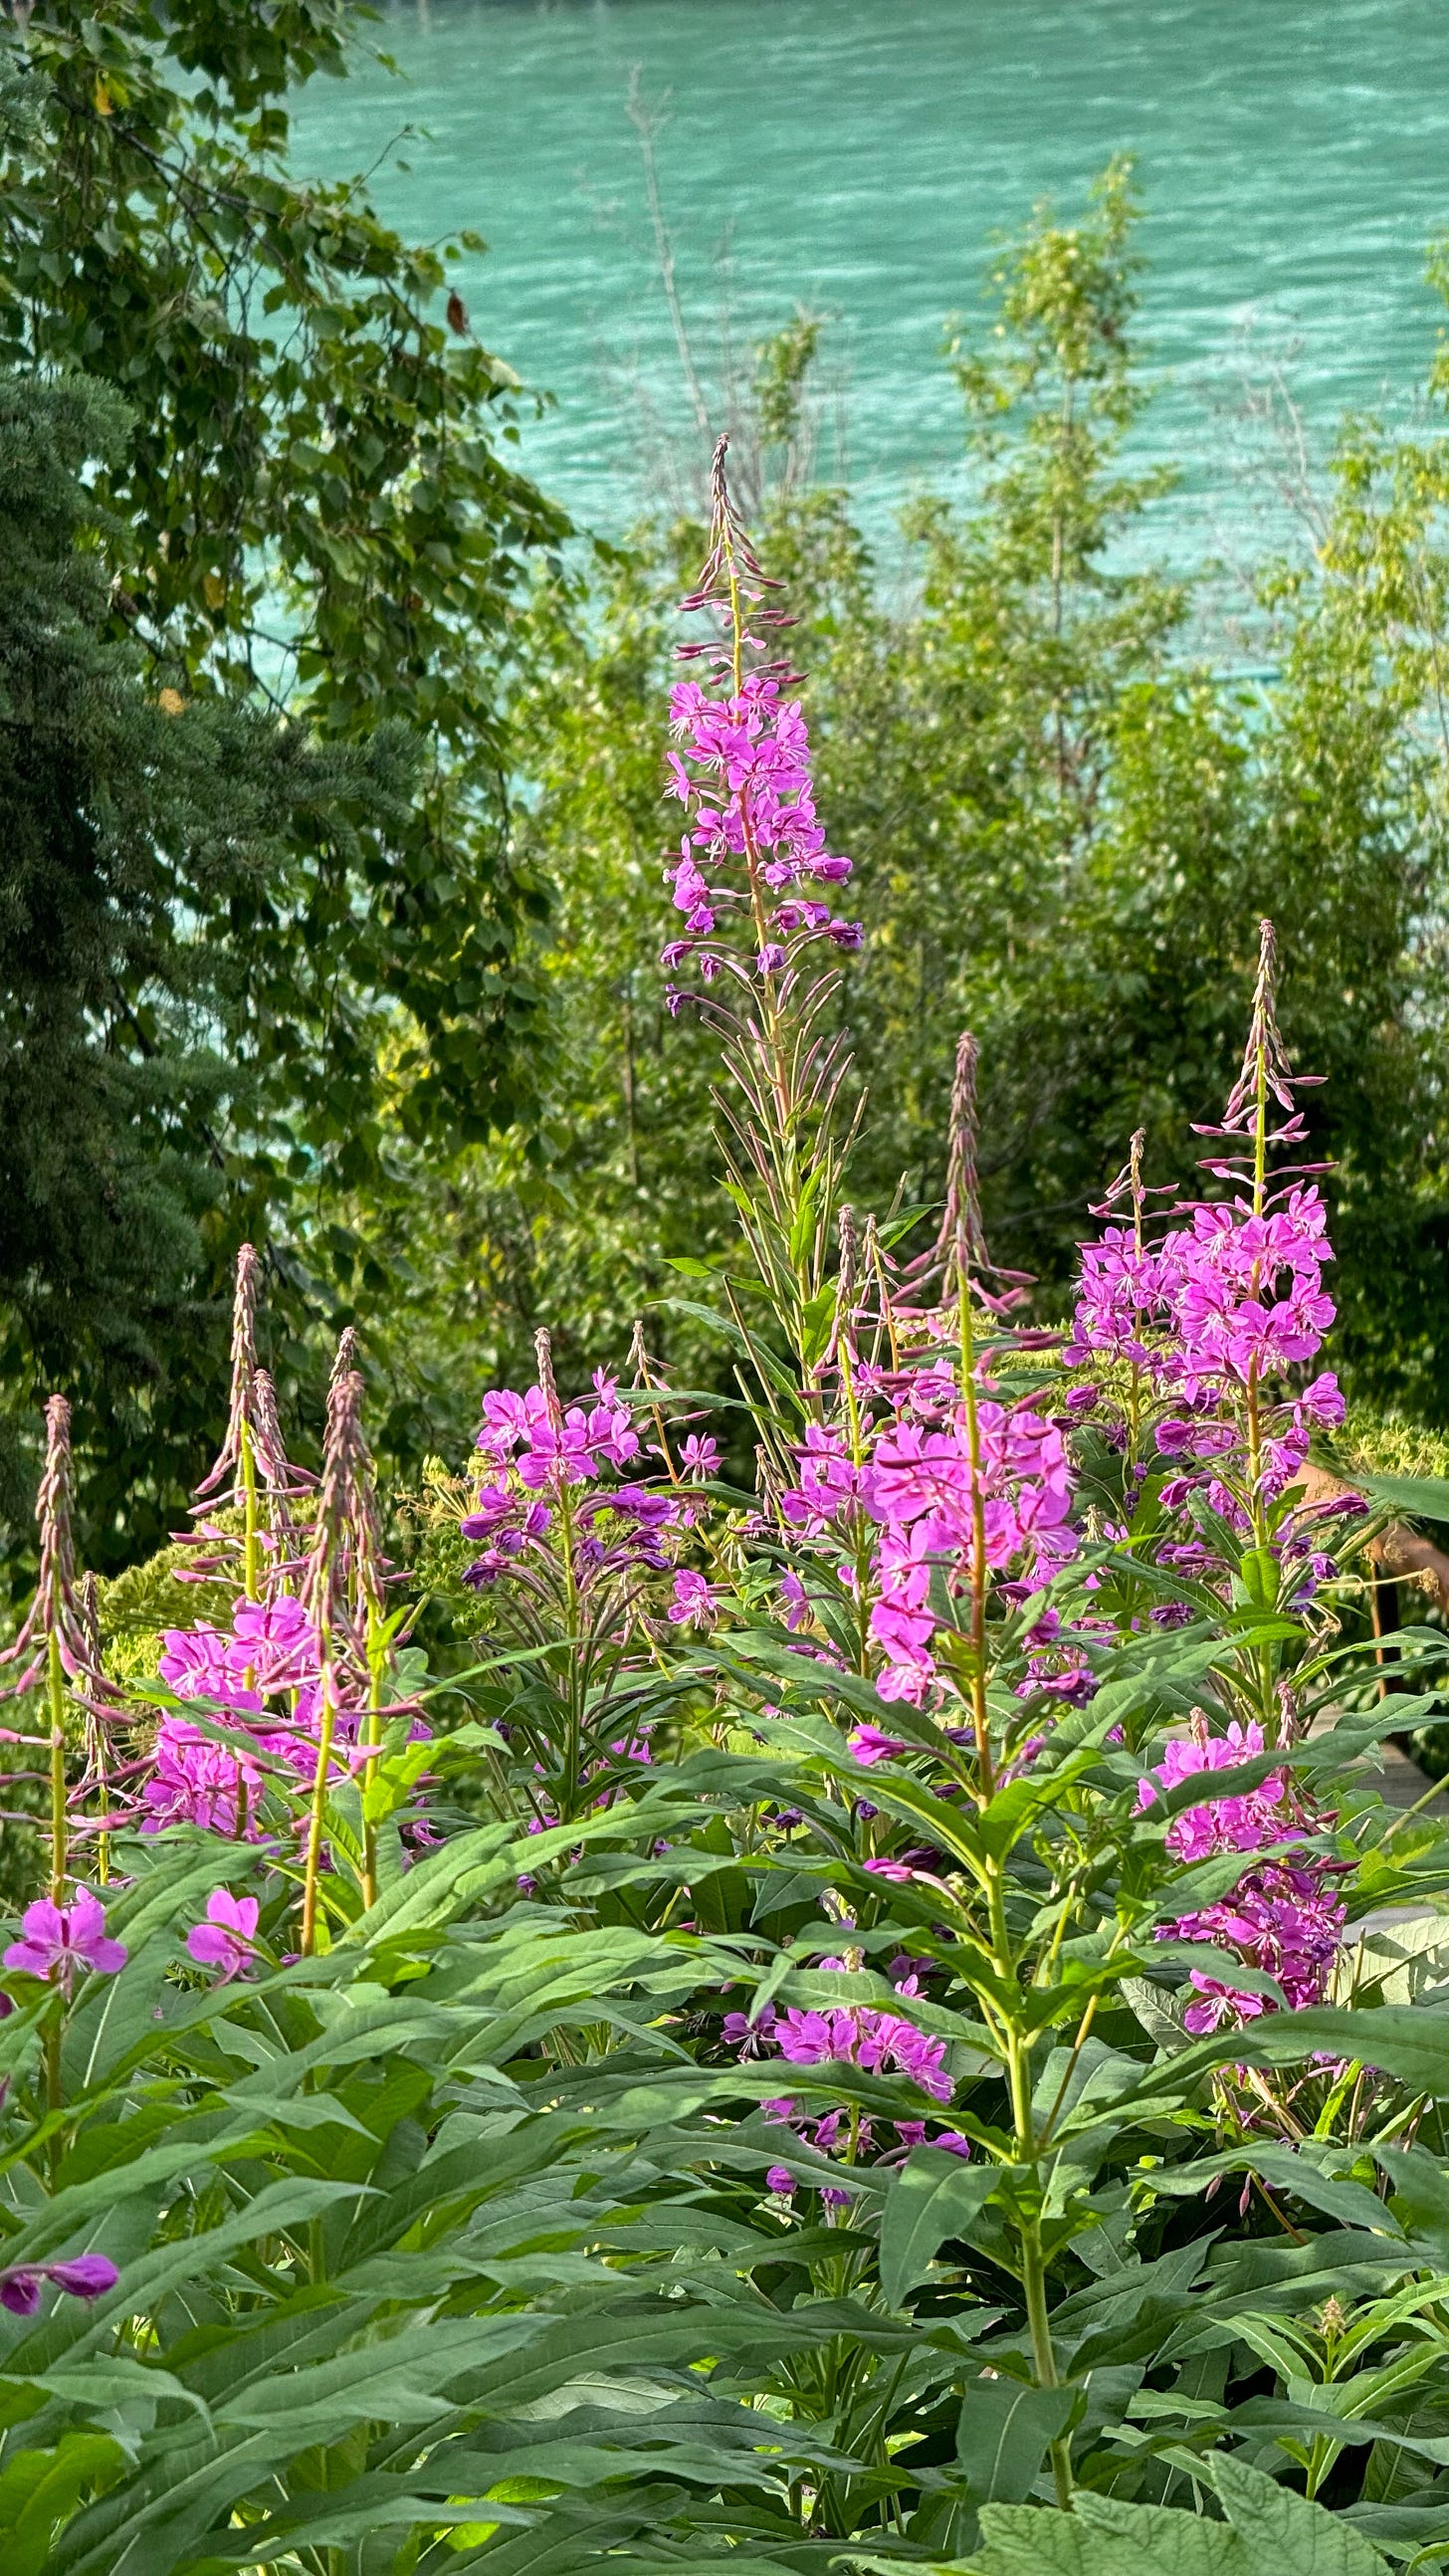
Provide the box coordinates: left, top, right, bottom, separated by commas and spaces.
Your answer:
1, 457, 1448, 2576
0, 5, 566, 1563
376, 163, 1449, 1440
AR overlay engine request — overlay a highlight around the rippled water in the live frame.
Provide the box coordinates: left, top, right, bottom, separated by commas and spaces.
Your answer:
292, 0, 1449, 556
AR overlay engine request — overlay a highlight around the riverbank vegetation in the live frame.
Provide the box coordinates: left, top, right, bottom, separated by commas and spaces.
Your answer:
2, 10, 1449, 2567
2, 449, 1449, 2571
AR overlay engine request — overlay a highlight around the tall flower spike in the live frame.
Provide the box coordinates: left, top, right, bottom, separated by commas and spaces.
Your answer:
828, 1204, 861, 1373
300, 1367, 375, 1953
916, 1031, 1030, 1312
302, 1368, 377, 1652
0, 1400, 118, 1710
251, 1369, 301, 1541
195, 1244, 262, 1502
533, 1328, 563, 1434
0, 1400, 118, 1898
676, 432, 793, 677
1099, 1127, 1147, 1234
1216, 918, 1322, 1146
194, 1245, 301, 1602
663, 439, 859, 1002
75, 1573, 114, 1883
939, 1034, 989, 1290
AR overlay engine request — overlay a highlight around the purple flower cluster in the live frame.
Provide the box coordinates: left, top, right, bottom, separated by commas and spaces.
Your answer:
1012, 1606, 1102, 1708
146, 1585, 430, 1836
661, 673, 862, 995
1136, 1718, 1289, 1862
1172, 1862, 1346, 2034
461, 1361, 708, 1611
147, 1594, 353, 1834
779, 1388, 1076, 1707
729, 1992, 952, 2104
1069, 1181, 1345, 1510
1139, 1717, 1344, 2034
144, 1719, 265, 1839
476, 1373, 640, 1490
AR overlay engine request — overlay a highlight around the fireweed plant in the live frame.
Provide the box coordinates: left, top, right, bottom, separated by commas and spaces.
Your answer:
0, 451, 1445, 2572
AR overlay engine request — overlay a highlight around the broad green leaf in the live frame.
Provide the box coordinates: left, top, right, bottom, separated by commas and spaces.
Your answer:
967, 2494, 1239, 2574
1209, 2454, 1393, 2572
963, 2465, 1392, 2575
1351, 1468, 1449, 1526
880, 2148, 996, 2306
215, 2312, 548, 2437
955, 2374, 1078, 2504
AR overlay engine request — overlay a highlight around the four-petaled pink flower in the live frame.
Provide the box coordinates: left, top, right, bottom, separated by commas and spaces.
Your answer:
668, 1567, 719, 1631
4, 1890, 126, 1994
186, 1889, 261, 1983
678, 1434, 722, 1479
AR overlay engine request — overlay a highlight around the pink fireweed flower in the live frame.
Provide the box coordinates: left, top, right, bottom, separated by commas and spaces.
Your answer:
463, 1364, 690, 1599
229, 1594, 318, 1691
0, 2253, 118, 2315
1300, 1370, 1346, 1425
661, 539, 857, 989
723, 2003, 777, 2054
782, 1425, 861, 1530
5, 1889, 126, 1992
778, 1570, 811, 1632
668, 1566, 719, 1631
159, 1596, 319, 1713
678, 1433, 722, 1479
857, 1397, 1076, 1702
142, 1716, 264, 1839
767, 2001, 952, 2103
1169, 1860, 1346, 2032
1136, 1719, 1292, 1862
186, 1889, 261, 1982
1073, 1178, 1338, 1418
158, 1624, 258, 1712
848, 1723, 908, 1768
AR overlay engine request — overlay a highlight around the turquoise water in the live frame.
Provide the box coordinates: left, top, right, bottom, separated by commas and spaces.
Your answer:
292, 0, 1449, 555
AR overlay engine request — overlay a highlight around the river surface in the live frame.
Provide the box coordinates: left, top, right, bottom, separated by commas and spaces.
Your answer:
292, 0, 1449, 560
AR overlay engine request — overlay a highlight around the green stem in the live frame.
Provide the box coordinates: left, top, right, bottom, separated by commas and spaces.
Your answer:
1244, 1024, 1277, 1727
43, 2014, 62, 2192
241, 1414, 262, 1604
359, 1596, 385, 1913
957, 1271, 994, 1794
1021, 2215, 1074, 2508
300, 1657, 338, 1957
988, 1861, 1073, 2508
